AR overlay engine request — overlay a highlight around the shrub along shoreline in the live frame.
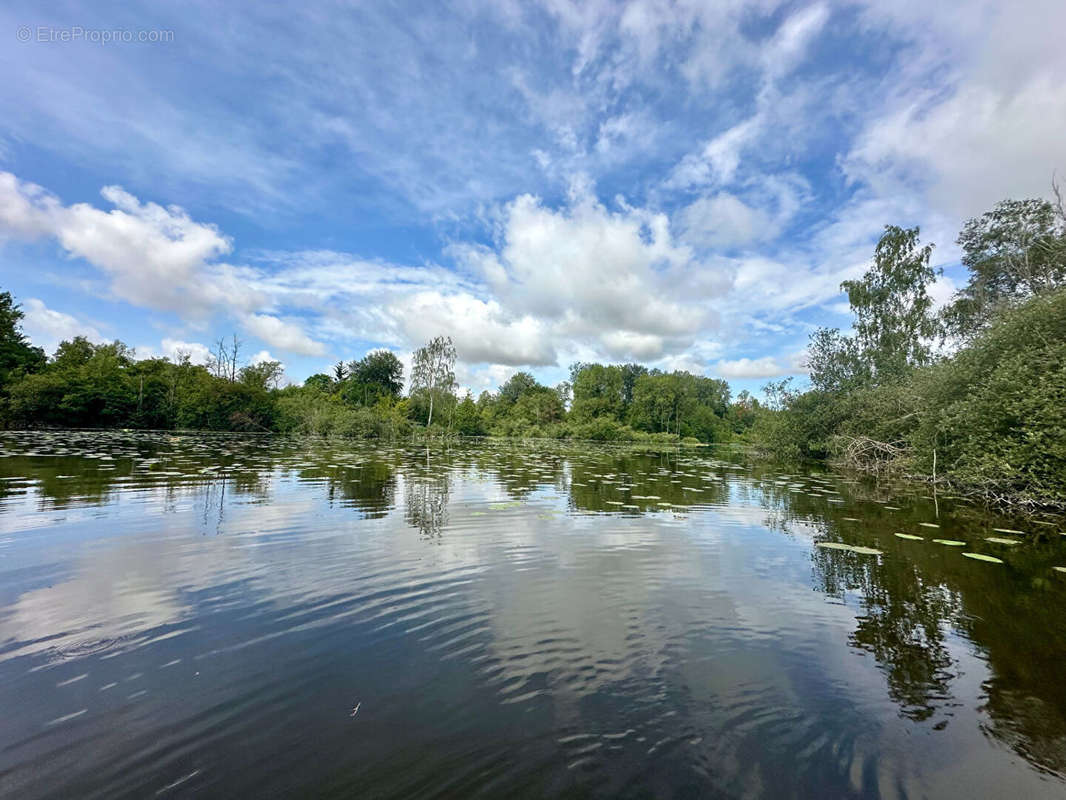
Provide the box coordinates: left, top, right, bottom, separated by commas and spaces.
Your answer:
746, 191, 1065, 510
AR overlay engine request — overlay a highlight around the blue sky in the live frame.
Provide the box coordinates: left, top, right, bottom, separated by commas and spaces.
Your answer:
1, 0, 1064, 397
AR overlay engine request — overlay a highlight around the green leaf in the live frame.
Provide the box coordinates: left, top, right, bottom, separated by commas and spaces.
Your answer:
962, 552, 1004, 564
816, 542, 882, 555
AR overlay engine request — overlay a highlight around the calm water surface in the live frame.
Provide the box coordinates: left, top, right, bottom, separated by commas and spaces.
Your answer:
1, 431, 1065, 799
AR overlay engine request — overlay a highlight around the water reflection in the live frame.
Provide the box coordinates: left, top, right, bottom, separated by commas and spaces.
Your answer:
816, 545, 961, 723
404, 448, 450, 539
0, 431, 1064, 798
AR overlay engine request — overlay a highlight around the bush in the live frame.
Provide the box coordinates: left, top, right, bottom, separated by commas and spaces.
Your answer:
755, 288, 1066, 505
908, 290, 1066, 504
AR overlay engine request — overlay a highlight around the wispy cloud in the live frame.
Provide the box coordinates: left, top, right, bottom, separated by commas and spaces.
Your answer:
0, 0, 1063, 390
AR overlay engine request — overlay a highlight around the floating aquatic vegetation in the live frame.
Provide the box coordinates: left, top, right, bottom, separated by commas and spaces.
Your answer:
962, 552, 1004, 564
992, 527, 1025, 535
919, 522, 940, 528
895, 533, 924, 541
985, 537, 1021, 546
815, 542, 883, 555
933, 539, 966, 546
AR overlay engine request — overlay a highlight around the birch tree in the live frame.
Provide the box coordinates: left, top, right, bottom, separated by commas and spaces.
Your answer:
411, 335, 456, 427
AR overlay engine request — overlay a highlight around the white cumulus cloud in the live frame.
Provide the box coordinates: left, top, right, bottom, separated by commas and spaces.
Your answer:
713, 356, 793, 379
240, 313, 327, 357
19, 298, 103, 355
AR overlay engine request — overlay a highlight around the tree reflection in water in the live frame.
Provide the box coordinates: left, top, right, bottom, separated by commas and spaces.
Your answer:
1, 432, 1066, 781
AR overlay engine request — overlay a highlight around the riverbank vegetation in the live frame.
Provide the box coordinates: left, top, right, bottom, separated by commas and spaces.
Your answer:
0, 292, 755, 445
750, 188, 1066, 507
1, 187, 1063, 505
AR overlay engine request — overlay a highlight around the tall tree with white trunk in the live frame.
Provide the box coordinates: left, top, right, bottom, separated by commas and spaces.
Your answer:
411, 335, 457, 428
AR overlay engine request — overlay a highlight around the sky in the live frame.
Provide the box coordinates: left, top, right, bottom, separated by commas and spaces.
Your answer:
0, 0, 1064, 398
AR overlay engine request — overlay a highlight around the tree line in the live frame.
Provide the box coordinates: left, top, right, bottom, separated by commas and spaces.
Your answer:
3, 182, 1061, 504
0, 302, 755, 444
749, 184, 1066, 506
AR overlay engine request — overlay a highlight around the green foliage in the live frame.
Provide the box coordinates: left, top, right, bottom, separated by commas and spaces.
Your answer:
562, 416, 678, 443
410, 335, 456, 427
628, 370, 730, 440
725, 389, 761, 434
559, 363, 733, 443
345, 350, 404, 405
848, 226, 941, 379
618, 363, 648, 409
908, 290, 1066, 504
479, 372, 567, 438
755, 286, 1066, 506
497, 371, 539, 406
944, 197, 1066, 336
8, 339, 135, 427
512, 387, 565, 427
276, 386, 411, 438
240, 360, 284, 391
453, 393, 484, 436
806, 327, 867, 393
303, 373, 334, 392
805, 226, 941, 397
570, 363, 624, 422
1, 335, 278, 431
629, 372, 688, 434
0, 294, 45, 403
566, 416, 632, 441
0, 295, 737, 446
0, 291, 46, 390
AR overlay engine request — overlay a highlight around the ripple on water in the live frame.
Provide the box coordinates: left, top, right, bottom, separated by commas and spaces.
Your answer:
0, 432, 1064, 798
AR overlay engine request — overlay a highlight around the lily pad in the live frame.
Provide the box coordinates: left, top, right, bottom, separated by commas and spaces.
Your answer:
992, 527, 1025, 535
962, 552, 1004, 564
816, 542, 882, 555
919, 522, 940, 528
933, 539, 966, 546
895, 533, 924, 541
985, 537, 1021, 546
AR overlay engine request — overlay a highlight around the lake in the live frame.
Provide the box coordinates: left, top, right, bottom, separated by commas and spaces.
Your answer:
1, 430, 1064, 799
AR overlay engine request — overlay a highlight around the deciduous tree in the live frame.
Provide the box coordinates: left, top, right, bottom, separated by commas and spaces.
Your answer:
410, 336, 456, 427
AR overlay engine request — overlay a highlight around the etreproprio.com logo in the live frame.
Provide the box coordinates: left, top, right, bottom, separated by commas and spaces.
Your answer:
17, 25, 175, 44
